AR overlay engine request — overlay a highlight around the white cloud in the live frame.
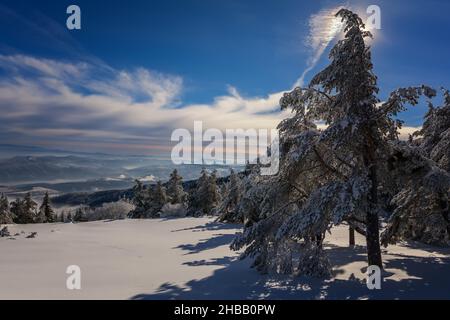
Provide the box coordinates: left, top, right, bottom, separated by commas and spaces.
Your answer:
0, 54, 88, 79
398, 126, 421, 140
0, 53, 287, 153
294, 5, 344, 87
139, 175, 157, 182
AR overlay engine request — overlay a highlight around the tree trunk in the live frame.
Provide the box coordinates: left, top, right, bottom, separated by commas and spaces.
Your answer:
366, 210, 382, 267
366, 163, 383, 268
349, 225, 355, 246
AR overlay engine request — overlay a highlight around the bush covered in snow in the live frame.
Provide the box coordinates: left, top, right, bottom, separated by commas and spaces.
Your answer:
85, 200, 135, 221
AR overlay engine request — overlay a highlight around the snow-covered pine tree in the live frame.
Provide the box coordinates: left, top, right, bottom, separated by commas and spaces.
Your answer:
189, 169, 220, 216
0, 193, 14, 224
208, 170, 220, 213
148, 180, 168, 217
129, 179, 150, 218
278, 10, 441, 269
379, 88, 450, 246
167, 169, 187, 205
189, 169, 208, 216
233, 8, 383, 272
10, 199, 22, 223
381, 127, 450, 246
217, 169, 243, 223
34, 207, 46, 223
129, 179, 169, 218
230, 164, 296, 274
415, 88, 450, 172
38, 192, 55, 223
232, 9, 438, 275
11, 193, 37, 224
24, 193, 38, 223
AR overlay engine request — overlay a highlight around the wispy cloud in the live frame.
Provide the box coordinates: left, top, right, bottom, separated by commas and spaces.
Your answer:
294, 5, 345, 87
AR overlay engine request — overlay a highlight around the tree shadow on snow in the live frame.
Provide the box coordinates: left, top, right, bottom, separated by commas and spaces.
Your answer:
174, 233, 236, 255
392, 240, 450, 256
131, 230, 450, 300
170, 220, 241, 254
171, 221, 242, 233
183, 256, 236, 267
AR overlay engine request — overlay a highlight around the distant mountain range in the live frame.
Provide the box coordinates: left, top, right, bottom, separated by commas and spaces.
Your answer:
0, 143, 150, 158
0, 144, 243, 207
0, 155, 126, 184
0, 155, 239, 184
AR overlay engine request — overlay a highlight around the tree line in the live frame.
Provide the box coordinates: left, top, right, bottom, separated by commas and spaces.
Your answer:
0, 192, 55, 224
128, 168, 224, 218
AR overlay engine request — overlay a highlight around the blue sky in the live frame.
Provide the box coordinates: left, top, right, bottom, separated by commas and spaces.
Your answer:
0, 0, 449, 155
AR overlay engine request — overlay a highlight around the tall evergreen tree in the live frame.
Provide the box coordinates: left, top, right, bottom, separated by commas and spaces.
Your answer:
307, 8, 383, 267
0, 193, 14, 224
12, 193, 37, 224
10, 198, 24, 224
232, 9, 439, 275
380, 89, 450, 246
279, 9, 438, 268
415, 88, 450, 172
129, 179, 149, 218
39, 192, 55, 223
149, 181, 168, 217
167, 169, 187, 205
24, 193, 38, 222
217, 169, 243, 222
189, 169, 220, 216
129, 179, 169, 218
208, 170, 220, 211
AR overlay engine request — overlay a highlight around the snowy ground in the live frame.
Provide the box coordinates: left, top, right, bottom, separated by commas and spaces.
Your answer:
0, 218, 449, 300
